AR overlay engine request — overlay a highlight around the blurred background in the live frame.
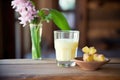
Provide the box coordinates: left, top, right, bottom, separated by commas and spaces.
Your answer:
0, 0, 120, 59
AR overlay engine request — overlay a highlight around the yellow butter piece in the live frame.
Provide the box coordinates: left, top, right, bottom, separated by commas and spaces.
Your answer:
82, 46, 90, 54
93, 54, 105, 62
93, 54, 99, 61
89, 47, 97, 55
98, 54, 105, 61
83, 54, 93, 62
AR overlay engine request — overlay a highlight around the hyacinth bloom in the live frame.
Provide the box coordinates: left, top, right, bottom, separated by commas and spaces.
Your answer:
11, 0, 37, 26
11, 0, 71, 59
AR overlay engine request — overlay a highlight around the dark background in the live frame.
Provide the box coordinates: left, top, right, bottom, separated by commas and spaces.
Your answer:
0, 0, 120, 59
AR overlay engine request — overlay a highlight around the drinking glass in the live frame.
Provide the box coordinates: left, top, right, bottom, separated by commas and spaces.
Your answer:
54, 30, 79, 67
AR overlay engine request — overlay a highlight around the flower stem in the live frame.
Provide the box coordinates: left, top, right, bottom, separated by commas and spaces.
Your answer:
30, 23, 42, 59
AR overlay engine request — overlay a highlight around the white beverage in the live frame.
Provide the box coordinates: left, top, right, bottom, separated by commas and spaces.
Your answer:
55, 39, 78, 61
54, 30, 79, 67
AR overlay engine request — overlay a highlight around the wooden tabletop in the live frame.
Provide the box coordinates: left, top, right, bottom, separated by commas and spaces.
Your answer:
0, 58, 120, 80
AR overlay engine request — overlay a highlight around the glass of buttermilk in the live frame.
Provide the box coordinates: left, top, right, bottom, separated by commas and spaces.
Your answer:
54, 30, 79, 67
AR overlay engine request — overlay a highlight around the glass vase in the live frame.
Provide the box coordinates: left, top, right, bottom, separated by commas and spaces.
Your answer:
30, 23, 42, 59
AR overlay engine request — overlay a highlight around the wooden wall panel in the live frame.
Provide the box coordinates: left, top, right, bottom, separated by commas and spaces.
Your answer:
0, 0, 3, 58
1, 0, 15, 58
76, 0, 89, 48
89, 21, 120, 29
88, 0, 120, 49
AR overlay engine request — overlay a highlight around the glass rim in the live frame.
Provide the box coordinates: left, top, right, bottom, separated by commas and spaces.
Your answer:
54, 30, 79, 33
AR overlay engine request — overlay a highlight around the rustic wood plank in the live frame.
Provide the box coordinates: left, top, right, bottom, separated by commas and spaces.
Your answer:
110, 58, 120, 63
88, 29, 119, 39
0, 63, 120, 76
88, 1, 120, 11
0, 58, 119, 64
89, 21, 120, 29
0, 59, 55, 64
89, 10, 120, 20
0, 59, 120, 80
1, 75, 120, 80
76, 0, 89, 47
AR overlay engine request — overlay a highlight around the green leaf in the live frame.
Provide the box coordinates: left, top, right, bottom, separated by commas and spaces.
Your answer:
38, 10, 46, 20
50, 9, 71, 30
45, 13, 52, 22
38, 10, 52, 23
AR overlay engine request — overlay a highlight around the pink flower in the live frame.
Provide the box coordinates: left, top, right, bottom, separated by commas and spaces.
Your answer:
11, 0, 37, 26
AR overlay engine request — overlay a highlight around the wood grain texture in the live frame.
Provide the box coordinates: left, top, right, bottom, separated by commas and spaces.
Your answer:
0, 59, 120, 80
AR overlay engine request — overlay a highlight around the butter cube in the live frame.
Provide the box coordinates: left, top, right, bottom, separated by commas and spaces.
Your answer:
83, 54, 93, 62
